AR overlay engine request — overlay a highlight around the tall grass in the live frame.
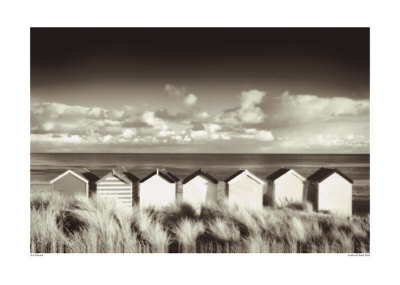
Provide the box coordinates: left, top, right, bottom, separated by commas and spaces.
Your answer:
31, 193, 369, 253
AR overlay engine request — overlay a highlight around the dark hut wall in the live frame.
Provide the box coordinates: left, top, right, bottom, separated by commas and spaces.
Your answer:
52, 173, 87, 196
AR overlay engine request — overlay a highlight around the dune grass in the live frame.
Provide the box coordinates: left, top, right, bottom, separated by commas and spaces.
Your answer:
30, 193, 369, 253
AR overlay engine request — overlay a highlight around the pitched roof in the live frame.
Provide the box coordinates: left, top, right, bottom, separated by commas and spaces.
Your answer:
224, 169, 265, 185
50, 169, 89, 184
224, 169, 245, 183
162, 168, 180, 182
183, 169, 218, 184
79, 170, 100, 183
122, 171, 139, 183
266, 168, 291, 181
307, 167, 353, 184
139, 169, 179, 183
266, 168, 306, 182
96, 169, 135, 185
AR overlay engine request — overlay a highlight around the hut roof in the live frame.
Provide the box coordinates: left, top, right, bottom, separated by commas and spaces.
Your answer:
224, 169, 245, 183
111, 166, 139, 183
122, 171, 140, 183
96, 169, 137, 185
50, 169, 90, 184
79, 170, 100, 183
224, 169, 264, 185
307, 167, 353, 184
266, 168, 305, 181
139, 169, 179, 183
183, 168, 218, 184
266, 168, 291, 181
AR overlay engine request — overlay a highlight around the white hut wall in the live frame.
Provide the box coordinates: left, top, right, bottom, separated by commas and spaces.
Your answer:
139, 175, 176, 207
182, 176, 217, 206
274, 173, 304, 206
227, 175, 263, 208
318, 173, 352, 216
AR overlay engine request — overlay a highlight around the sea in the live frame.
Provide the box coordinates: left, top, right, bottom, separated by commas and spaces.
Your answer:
31, 153, 370, 199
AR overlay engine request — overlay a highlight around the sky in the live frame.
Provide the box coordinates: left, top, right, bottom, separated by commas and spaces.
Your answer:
31, 28, 370, 153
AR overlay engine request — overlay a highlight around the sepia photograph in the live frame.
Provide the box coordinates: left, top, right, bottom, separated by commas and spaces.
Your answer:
30, 27, 370, 254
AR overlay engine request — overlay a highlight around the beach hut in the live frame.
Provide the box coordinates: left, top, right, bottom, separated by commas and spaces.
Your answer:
306, 167, 353, 216
95, 169, 139, 206
266, 168, 306, 207
139, 169, 179, 207
182, 169, 218, 207
224, 169, 265, 208
50, 169, 96, 197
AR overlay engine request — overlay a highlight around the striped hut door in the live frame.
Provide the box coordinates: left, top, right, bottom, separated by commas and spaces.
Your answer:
97, 175, 132, 206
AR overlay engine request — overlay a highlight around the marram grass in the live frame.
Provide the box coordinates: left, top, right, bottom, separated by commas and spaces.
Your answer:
30, 193, 369, 253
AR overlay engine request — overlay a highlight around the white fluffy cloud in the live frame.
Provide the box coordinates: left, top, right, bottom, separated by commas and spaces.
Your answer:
164, 84, 188, 97
164, 84, 199, 106
122, 128, 137, 138
186, 122, 273, 143
216, 89, 266, 125
184, 93, 198, 105
262, 91, 370, 128
240, 128, 274, 141
31, 86, 369, 153
239, 90, 266, 124
197, 111, 210, 120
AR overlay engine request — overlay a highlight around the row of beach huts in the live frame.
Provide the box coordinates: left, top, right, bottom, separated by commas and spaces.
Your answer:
46, 167, 353, 216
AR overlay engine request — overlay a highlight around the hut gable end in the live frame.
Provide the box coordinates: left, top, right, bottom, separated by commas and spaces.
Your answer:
183, 169, 218, 184
319, 172, 352, 187
224, 169, 264, 209
50, 170, 88, 197
139, 171, 177, 207
140, 169, 179, 184
96, 169, 135, 207
96, 170, 132, 185
308, 167, 353, 184
225, 169, 265, 185
50, 169, 89, 184
307, 168, 353, 216
266, 168, 291, 181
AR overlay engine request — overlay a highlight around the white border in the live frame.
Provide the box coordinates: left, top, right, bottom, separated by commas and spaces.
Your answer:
2, 0, 400, 284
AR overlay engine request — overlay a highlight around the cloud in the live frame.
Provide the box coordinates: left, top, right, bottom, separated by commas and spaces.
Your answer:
238, 128, 274, 141
102, 135, 112, 142
164, 84, 188, 97
154, 108, 191, 121
184, 93, 198, 105
141, 111, 169, 130
164, 84, 199, 107
185, 122, 273, 143
31, 133, 83, 143
31, 87, 369, 153
122, 128, 137, 138
197, 111, 210, 120
259, 91, 370, 128
187, 123, 222, 141
216, 89, 266, 125
239, 90, 266, 124
191, 121, 206, 131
